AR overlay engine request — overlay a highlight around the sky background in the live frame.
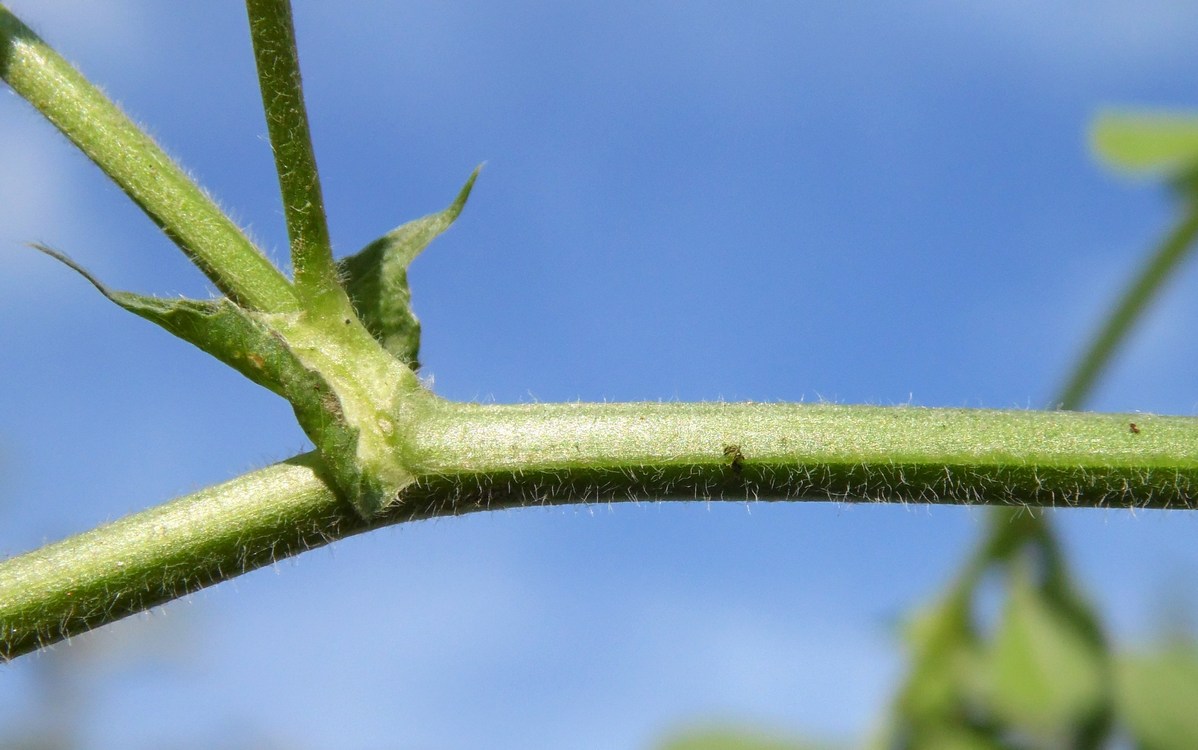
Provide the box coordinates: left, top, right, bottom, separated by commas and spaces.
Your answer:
4, 2, 1198, 748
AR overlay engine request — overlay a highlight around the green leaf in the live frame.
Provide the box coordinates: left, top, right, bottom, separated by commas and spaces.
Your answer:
1091, 111, 1198, 176
657, 727, 826, 750
890, 594, 1019, 749
338, 167, 479, 370
1117, 646, 1198, 750
35, 245, 377, 512
892, 726, 1008, 750
887, 516, 1114, 750
898, 594, 982, 726
980, 560, 1106, 740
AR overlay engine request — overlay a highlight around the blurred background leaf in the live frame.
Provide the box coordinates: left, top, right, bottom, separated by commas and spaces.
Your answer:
1117, 646, 1198, 750
1092, 112, 1198, 177
658, 726, 832, 750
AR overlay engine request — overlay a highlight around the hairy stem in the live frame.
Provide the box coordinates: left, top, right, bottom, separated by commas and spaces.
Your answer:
980, 196, 1198, 564
977, 194, 1198, 605
4, 402, 1197, 660
0, 5, 296, 312
245, 0, 341, 304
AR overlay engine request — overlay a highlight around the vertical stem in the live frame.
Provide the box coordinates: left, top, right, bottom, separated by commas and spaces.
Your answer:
245, 0, 341, 305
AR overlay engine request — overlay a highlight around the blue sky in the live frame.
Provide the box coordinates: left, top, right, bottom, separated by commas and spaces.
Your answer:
4, 2, 1198, 748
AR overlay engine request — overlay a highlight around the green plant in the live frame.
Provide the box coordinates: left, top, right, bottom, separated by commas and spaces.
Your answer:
2, 11, 1198, 748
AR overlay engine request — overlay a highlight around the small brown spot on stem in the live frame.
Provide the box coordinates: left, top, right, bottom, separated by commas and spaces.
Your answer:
723, 444, 745, 474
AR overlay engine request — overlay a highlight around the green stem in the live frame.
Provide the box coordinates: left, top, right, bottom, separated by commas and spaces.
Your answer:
245, 0, 341, 304
977, 197, 1198, 582
5, 402, 1197, 660
1055, 200, 1198, 410
0, 5, 296, 312
890, 193, 1198, 748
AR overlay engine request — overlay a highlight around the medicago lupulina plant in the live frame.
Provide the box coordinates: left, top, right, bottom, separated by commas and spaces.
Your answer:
3, 2, 1198, 704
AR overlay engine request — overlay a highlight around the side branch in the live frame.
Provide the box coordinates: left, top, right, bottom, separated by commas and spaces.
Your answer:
1055, 202, 1198, 409
3, 402, 1197, 660
0, 5, 296, 311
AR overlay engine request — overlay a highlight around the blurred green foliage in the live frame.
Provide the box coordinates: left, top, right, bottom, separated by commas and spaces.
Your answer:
656, 112, 1198, 750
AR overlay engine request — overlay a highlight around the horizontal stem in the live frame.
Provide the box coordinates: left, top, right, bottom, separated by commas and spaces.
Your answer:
414, 402, 1198, 507
0, 6, 297, 311
4, 402, 1197, 660
0, 454, 346, 661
